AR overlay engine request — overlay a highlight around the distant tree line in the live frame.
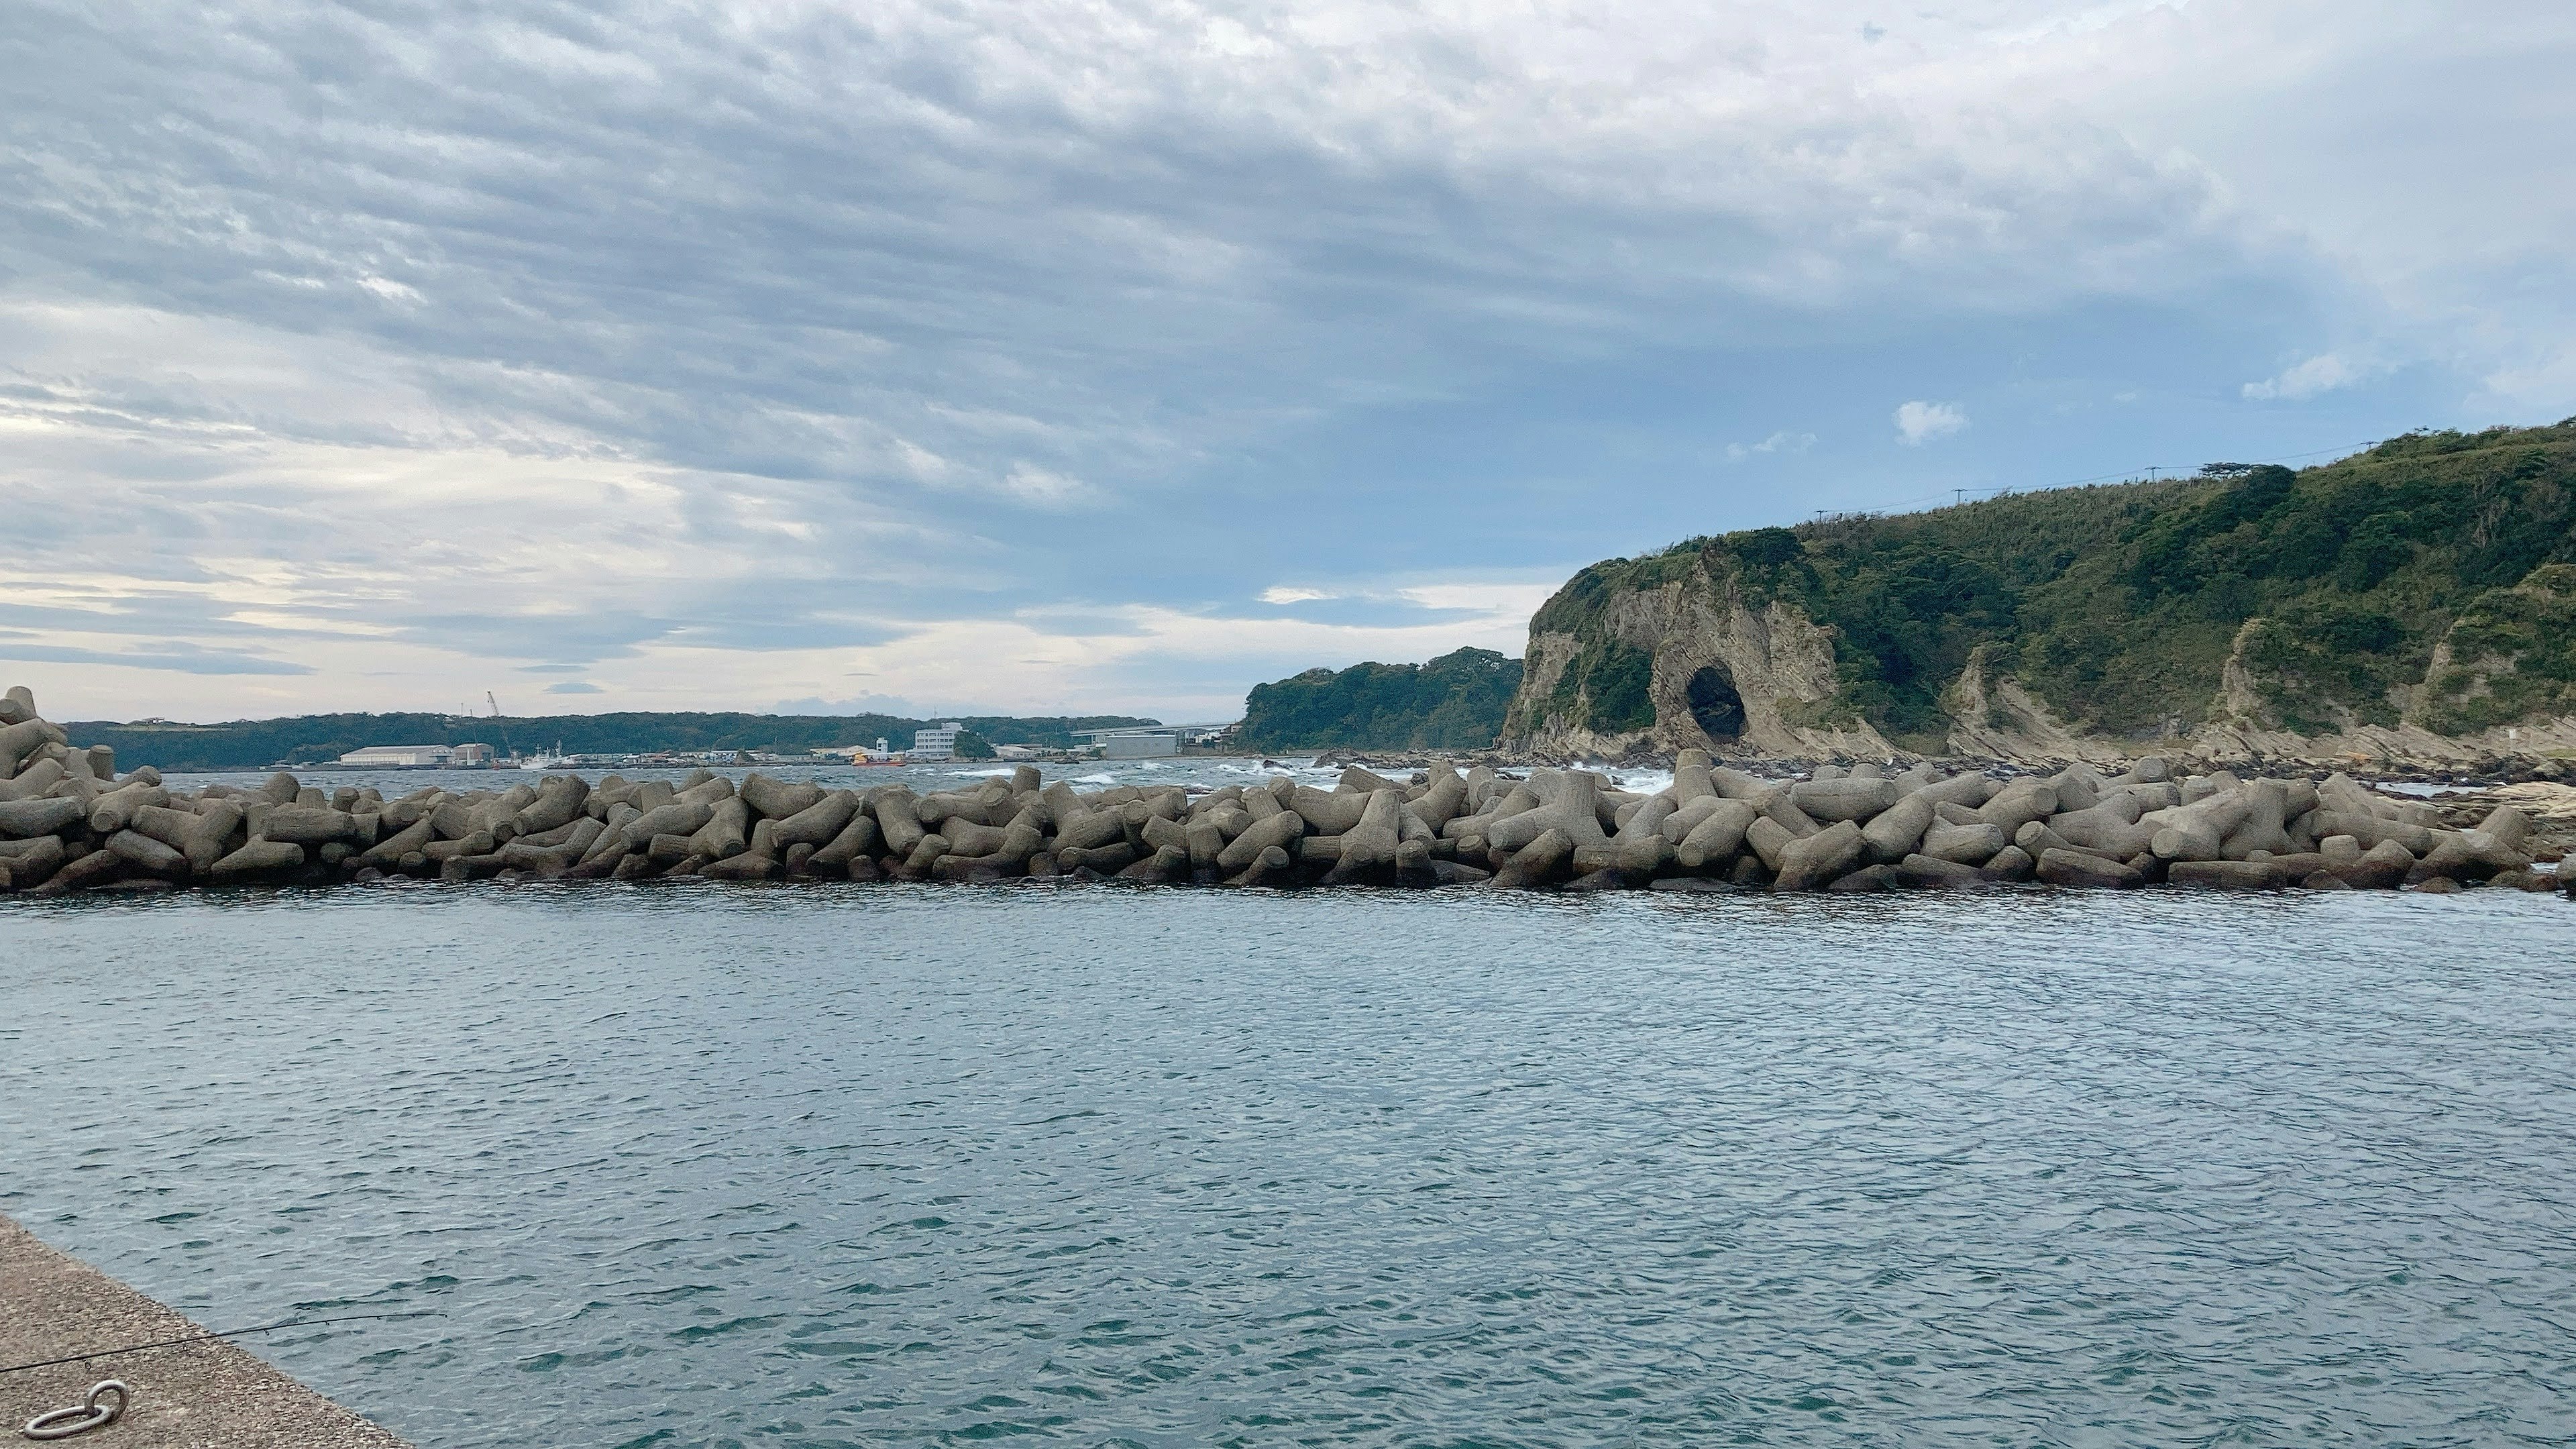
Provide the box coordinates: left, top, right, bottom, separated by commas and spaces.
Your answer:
64, 710, 1153, 771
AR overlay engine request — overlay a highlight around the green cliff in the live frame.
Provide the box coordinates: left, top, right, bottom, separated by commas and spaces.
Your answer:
1240, 648, 1523, 752
1503, 421, 2576, 763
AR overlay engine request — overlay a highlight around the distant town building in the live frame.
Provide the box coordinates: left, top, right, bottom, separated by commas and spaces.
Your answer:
910, 722, 963, 761
339, 744, 456, 767
450, 743, 496, 765
1104, 732, 1177, 758
1072, 724, 1226, 759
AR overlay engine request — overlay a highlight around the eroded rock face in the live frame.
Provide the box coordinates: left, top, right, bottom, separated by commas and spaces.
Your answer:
1502, 572, 1892, 761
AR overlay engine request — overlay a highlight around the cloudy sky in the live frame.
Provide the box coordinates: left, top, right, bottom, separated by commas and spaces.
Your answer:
5, 1, 2573, 723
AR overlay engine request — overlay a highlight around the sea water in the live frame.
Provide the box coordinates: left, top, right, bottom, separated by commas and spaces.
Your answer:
3, 873, 2571, 1446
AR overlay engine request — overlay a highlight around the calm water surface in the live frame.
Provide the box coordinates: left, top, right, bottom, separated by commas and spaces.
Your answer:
3, 883, 2571, 1447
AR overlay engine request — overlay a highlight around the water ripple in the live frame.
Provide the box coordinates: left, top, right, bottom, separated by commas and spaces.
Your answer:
2, 884, 2572, 1446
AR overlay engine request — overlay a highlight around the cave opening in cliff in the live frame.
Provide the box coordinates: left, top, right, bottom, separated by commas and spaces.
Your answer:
1686, 665, 1745, 741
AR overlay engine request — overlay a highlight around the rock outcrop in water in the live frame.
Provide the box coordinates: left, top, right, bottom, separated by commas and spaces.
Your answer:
1, 685, 2563, 899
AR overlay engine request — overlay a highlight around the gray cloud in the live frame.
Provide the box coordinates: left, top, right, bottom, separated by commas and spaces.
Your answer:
1, 1, 2569, 718
0, 641, 315, 676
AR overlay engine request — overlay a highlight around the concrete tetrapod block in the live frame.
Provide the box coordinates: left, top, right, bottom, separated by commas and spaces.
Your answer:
1660, 796, 1725, 845
2035, 848, 2143, 888
1059, 840, 1136, 873
105, 828, 187, 878
1862, 794, 1937, 864
1118, 844, 1190, 882
0, 756, 67, 802
1139, 814, 1189, 857
0, 683, 31, 724
0, 835, 67, 889
702, 851, 782, 881
1756, 790, 1823, 840
1978, 845, 2036, 882
210, 839, 306, 884
943, 818, 1012, 857
770, 791, 860, 848
2167, 859, 2285, 890
1429, 858, 1492, 886
1216, 811, 1305, 871
2306, 810, 2436, 857
1614, 794, 1677, 844
2047, 804, 2153, 859
2216, 780, 2296, 859
1287, 786, 1370, 837
1826, 863, 1900, 893
1394, 838, 1439, 887
808, 814, 883, 872
0, 718, 65, 777
1224, 845, 1295, 888
425, 830, 498, 863
1324, 789, 1404, 885
1053, 807, 1126, 853
32, 848, 124, 895
1493, 827, 1574, 890
740, 773, 823, 821
0, 796, 84, 838
1564, 867, 1637, 892
1790, 777, 1900, 822
176, 802, 245, 875
1185, 819, 1226, 873
2329, 839, 2418, 889
687, 798, 751, 859
1895, 853, 1986, 889
2047, 763, 2104, 813
2405, 831, 2532, 885
1484, 770, 1608, 854
87, 782, 166, 835
1745, 816, 1795, 874
2477, 806, 2536, 853
903, 833, 952, 874
1975, 780, 2059, 836
1920, 821, 2007, 866
1772, 820, 1865, 892
2145, 788, 2251, 862
510, 775, 590, 835
263, 806, 365, 846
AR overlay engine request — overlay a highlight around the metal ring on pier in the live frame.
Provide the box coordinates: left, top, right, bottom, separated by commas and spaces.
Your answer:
21, 1380, 128, 1440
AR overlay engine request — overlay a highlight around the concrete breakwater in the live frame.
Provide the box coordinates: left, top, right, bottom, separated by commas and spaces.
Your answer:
0, 1215, 408, 1448
1, 686, 2565, 898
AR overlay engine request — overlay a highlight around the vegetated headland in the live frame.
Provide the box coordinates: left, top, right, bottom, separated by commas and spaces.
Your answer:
3, 684, 2566, 900
1495, 421, 2576, 771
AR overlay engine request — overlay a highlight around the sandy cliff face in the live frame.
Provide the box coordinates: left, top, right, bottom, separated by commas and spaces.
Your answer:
1503, 571, 1893, 759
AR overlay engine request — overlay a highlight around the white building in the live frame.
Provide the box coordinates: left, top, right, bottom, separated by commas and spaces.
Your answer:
339, 744, 455, 767
911, 722, 963, 761
1100, 731, 1178, 758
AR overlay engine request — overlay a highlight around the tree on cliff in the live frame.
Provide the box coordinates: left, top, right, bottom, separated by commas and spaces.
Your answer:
1238, 648, 1522, 751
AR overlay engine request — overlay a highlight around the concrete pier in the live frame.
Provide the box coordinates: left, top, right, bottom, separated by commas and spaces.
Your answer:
0, 1216, 407, 1448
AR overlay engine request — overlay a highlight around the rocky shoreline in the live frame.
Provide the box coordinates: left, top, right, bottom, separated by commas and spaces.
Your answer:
3, 686, 2567, 900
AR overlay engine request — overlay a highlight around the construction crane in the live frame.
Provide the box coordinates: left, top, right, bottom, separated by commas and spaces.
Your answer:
486, 692, 515, 760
